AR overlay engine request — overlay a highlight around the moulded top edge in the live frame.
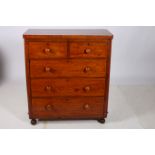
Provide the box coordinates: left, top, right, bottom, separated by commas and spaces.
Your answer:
23, 29, 113, 39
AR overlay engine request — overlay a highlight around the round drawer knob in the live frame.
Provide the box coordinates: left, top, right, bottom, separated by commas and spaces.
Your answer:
46, 104, 53, 111
84, 66, 91, 73
44, 48, 52, 54
84, 86, 91, 92
45, 48, 51, 52
44, 67, 51, 72
84, 104, 90, 110
45, 86, 52, 91
84, 48, 91, 54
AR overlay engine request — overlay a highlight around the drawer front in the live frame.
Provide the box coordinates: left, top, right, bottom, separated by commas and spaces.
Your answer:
29, 42, 67, 58
30, 59, 106, 78
31, 78, 105, 97
31, 97, 104, 118
70, 42, 108, 58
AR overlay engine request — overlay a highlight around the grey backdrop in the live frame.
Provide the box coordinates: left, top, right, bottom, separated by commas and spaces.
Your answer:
0, 26, 155, 85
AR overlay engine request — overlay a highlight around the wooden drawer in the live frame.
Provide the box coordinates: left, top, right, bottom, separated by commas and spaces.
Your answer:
30, 59, 106, 78
31, 97, 105, 119
70, 42, 108, 58
29, 42, 67, 58
31, 78, 105, 97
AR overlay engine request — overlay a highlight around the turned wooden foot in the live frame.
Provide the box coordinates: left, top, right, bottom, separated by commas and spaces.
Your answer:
97, 118, 105, 124
31, 119, 37, 125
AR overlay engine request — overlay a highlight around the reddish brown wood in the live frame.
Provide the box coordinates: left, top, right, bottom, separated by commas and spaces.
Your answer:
30, 59, 106, 78
31, 97, 105, 119
24, 41, 33, 118
23, 29, 113, 41
29, 42, 67, 58
104, 40, 113, 117
70, 42, 108, 58
23, 29, 113, 124
31, 78, 105, 97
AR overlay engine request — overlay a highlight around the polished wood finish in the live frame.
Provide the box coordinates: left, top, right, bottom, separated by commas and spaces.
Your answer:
31, 97, 105, 119
23, 29, 113, 124
24, 29, 113, 40
30, 59, 106, 78
29, 42, 67, 58
31, 78, 105, 97
70, 42, 108, 58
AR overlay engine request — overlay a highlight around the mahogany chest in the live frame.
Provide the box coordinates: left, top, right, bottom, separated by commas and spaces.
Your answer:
23, 29, 113, 125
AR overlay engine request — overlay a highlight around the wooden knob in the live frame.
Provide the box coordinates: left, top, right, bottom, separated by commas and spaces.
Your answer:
44, 67, 51, 72
44, 48, 52, 54
46, 104, 53, 111
84, 86, 91, 92
84, 66, 91, 73
84, 48, 91, 54
45, 48, 50, 52
84, 104, 90, 110
45, 86, 52, 91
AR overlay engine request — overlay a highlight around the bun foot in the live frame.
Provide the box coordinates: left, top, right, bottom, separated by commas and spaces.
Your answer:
31, 119, 37, 125
97, 118, 105, 124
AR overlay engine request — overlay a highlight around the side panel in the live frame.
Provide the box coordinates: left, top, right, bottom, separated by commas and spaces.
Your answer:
104, 39, 112, 117
24, 41, 33, 119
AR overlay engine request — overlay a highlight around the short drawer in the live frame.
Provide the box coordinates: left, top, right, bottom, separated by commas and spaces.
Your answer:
30, 59, 106, 78
31, 78, 105, 97
70, 42, 108, 58
31, 97, 105, 119
29, 42, 67, 58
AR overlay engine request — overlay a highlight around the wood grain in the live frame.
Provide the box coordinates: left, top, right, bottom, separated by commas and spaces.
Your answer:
30, 59, 106, 78
23, 29, 113, 123
31, 97, 105, 119
23, 29, 113, 41
29, 42, 67, 58
70, 42, 108, 58
31, 78, 105, 97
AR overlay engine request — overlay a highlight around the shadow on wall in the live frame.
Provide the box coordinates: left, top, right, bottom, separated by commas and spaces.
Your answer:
0, 48, 5, 84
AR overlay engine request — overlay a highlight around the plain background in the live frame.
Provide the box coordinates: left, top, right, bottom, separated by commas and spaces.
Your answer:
0, 26, 155, 85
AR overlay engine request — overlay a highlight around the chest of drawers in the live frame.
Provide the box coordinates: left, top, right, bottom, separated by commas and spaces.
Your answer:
23, 29, 113, 125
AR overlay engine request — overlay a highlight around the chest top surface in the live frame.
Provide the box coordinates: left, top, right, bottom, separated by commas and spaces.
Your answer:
23, 29, 113, 40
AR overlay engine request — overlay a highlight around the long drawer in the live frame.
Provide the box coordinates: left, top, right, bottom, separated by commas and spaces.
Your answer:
31, 97, 105, 119
31, 78, 105, 97
30, 59, 106, 78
